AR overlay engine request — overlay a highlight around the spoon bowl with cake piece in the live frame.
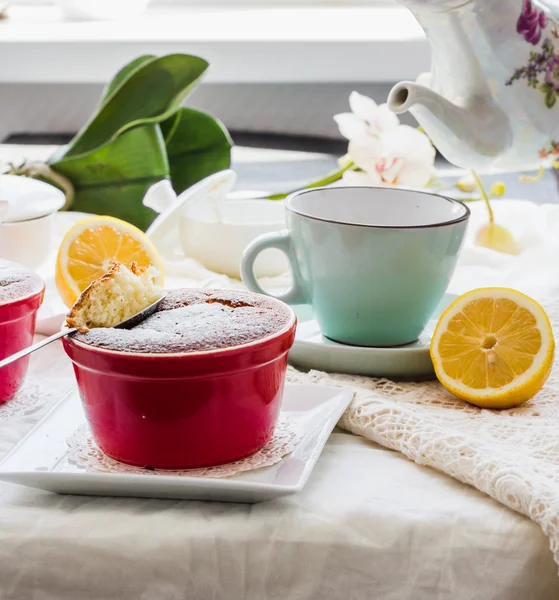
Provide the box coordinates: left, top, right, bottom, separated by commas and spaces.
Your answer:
0, 262, 166, 369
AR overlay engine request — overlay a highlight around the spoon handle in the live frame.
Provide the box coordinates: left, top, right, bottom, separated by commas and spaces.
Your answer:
0, 328, 77, 369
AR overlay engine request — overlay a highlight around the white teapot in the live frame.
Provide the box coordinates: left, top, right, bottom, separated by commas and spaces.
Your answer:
387, 0, 559, 169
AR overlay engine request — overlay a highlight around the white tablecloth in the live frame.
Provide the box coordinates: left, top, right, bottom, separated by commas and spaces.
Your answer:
1, 144, 558, 599
2, 358, 557, 600
1, 425, 556, 599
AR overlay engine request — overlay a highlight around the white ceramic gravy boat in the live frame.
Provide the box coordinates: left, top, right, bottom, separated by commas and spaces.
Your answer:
144, 171, 287, 279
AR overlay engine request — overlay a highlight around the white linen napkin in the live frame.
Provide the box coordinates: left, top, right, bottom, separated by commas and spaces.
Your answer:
448, 199, 559, 301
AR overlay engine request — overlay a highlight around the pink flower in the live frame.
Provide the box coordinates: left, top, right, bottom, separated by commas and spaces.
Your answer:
517, 0, 547, 45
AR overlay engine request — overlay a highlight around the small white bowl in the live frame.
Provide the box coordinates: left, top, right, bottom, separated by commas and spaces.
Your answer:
0, 175, 65, 270
0, 213, 58, 271
180, 199, 287, 279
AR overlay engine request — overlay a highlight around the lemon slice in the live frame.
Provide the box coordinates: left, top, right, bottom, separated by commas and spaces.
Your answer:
431, 288, 555, 409
56, 216, 164, 308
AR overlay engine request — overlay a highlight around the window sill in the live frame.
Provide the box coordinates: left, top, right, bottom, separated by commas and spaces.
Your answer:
0, 5, 429, 83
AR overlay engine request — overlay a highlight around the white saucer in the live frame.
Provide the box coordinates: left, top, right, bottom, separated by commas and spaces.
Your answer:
0, 384, 353, 504
289, 294, 457, 380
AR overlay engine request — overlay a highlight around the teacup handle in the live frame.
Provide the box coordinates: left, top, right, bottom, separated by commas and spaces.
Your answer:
241, 231, 308, 304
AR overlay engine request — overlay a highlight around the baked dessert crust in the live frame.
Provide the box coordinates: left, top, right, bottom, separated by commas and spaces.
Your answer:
0, 259, 43, 304
66, 261, 161, 331
74, 288, 292, 354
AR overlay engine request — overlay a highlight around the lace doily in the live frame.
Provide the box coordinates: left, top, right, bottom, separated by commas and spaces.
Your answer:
287, 297, 559, 573
0, 378, 50, 421
66, 416, 304, 478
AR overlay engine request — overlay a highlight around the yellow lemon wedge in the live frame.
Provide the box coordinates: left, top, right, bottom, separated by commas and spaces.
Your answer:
55, 216, 164, 308
430, 288, 554, 409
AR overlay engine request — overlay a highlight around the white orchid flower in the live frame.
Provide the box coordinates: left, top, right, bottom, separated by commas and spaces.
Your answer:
334, 91, 400, 141
333, 91, 436, 189
343, 124, 436, 188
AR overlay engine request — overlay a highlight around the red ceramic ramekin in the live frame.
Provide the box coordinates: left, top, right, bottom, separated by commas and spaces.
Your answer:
63, 297, 297, 470
0, 281, 45, 403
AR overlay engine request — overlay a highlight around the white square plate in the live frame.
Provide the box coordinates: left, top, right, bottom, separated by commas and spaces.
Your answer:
0, 384, 353, 503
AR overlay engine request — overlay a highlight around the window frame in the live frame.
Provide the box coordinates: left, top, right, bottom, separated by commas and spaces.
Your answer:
8, 0, 393, 5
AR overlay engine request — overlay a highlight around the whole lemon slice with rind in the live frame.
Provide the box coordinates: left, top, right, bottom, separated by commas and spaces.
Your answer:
431, 288, 554, 409
56, 216, 164, 308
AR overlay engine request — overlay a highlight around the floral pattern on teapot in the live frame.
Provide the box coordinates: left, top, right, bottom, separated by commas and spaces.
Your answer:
507, 0, 559, 109
517, 0, 547, 44
386, 0, 559, 169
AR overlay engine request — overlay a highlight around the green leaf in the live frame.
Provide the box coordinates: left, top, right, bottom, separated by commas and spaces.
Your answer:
546, 91, 557, 108
160, 107, 233, 194
48, 144, 70, 165
45, 53, 232, 230
62, 54, 209, 159
64, 181, 160, 231
99, 55, 157, 107
52, 124, 168, 230
540, 82, 553, 93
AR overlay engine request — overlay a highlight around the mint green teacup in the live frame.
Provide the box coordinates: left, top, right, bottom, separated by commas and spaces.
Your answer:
241, 186, 469, 347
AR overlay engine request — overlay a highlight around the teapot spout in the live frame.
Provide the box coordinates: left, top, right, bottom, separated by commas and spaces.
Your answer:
387, 82, 513, 169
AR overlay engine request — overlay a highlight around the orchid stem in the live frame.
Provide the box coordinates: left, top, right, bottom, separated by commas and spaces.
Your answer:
471, 170, 494, 225
265, 162, 355, 200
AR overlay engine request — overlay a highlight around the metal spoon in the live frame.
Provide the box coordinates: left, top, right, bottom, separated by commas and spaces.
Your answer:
0, 292, 168, 369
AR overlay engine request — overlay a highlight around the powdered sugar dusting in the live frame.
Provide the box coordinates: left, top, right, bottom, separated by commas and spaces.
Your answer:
0, 259, 43, 304
75, 289, 292, 354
